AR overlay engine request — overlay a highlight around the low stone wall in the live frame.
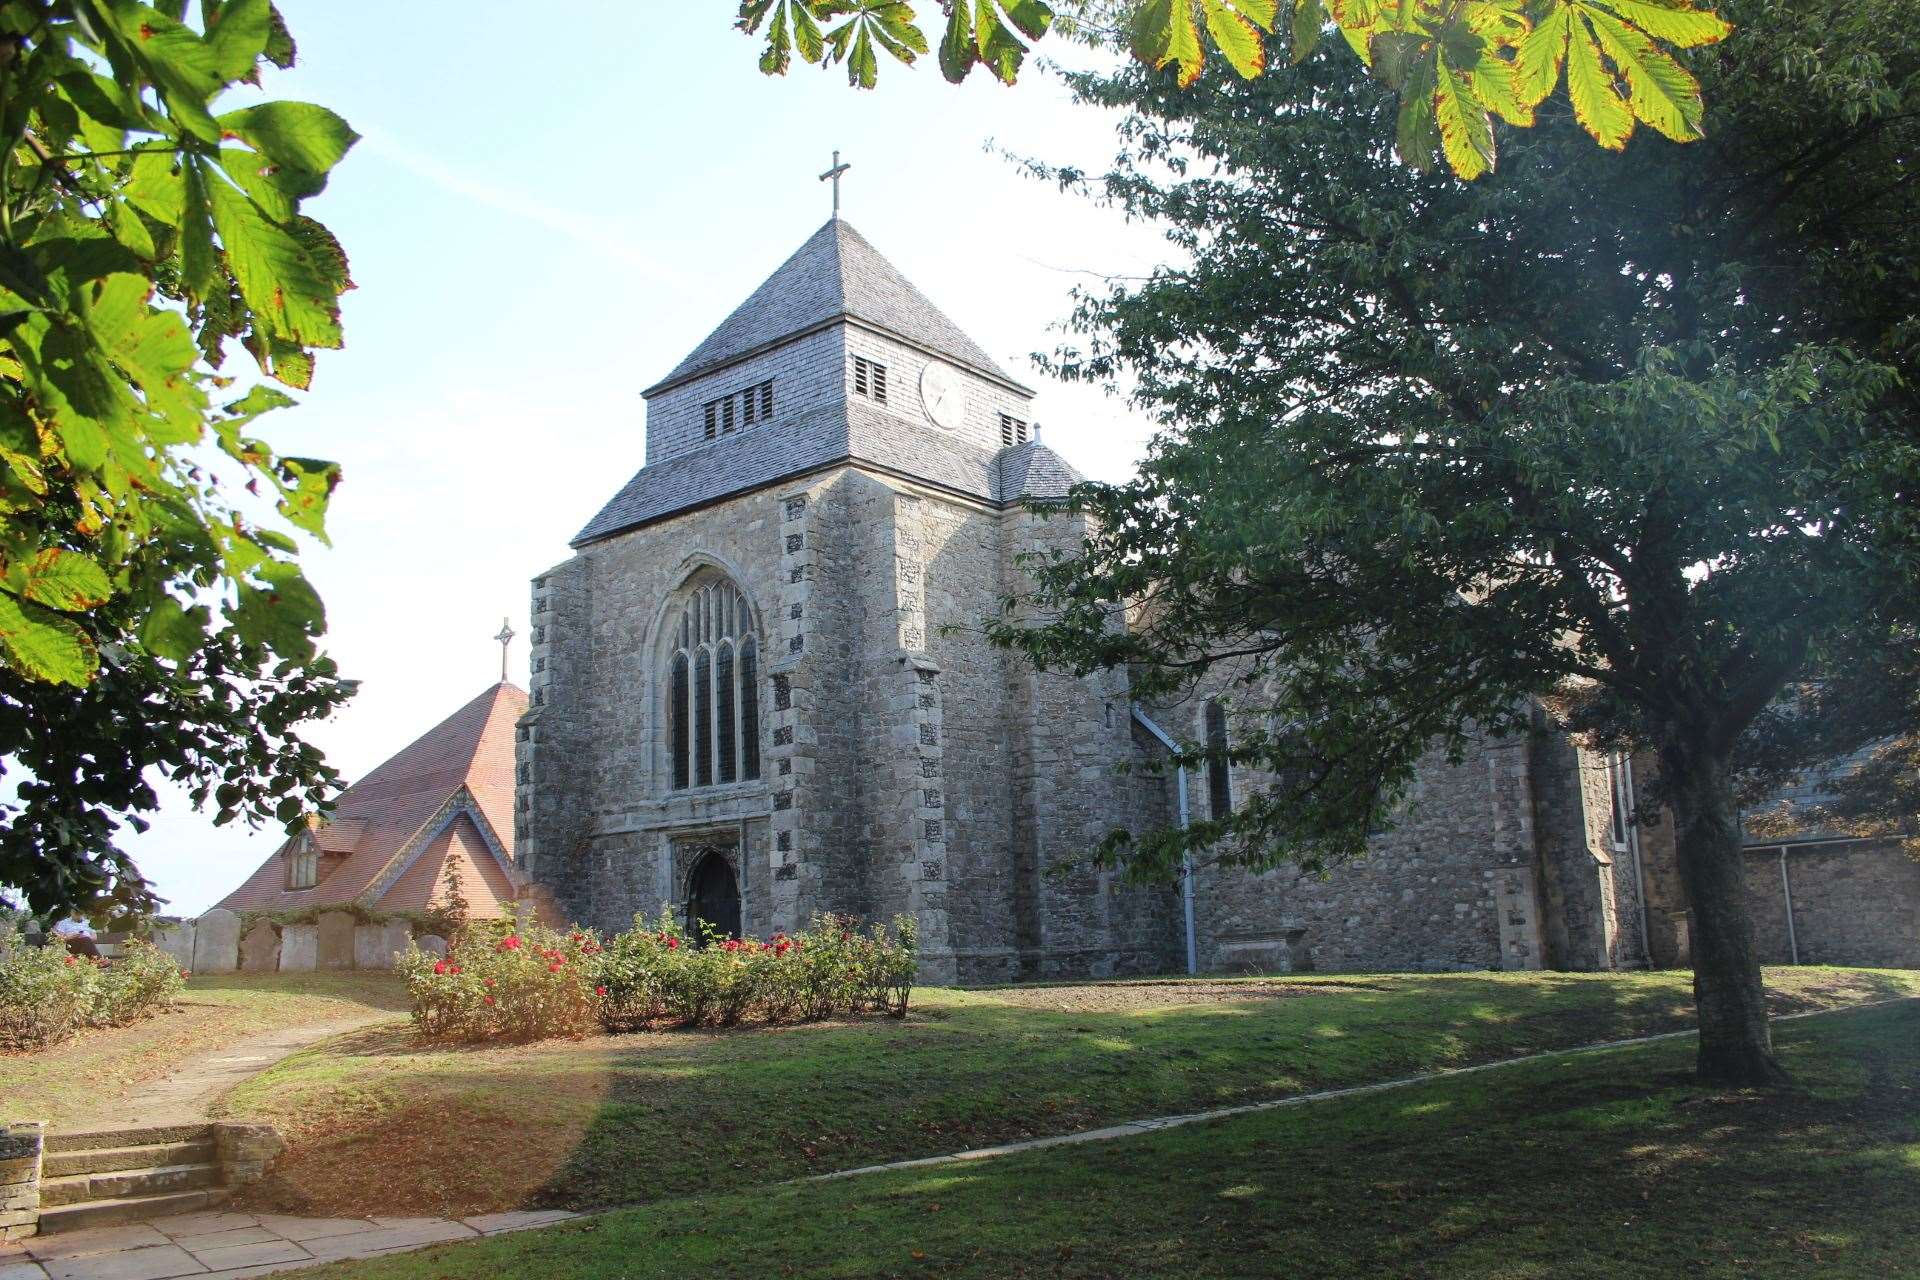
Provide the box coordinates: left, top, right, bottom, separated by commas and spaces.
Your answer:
1744, 839, 1920, 970
0, 1123, 43, 1242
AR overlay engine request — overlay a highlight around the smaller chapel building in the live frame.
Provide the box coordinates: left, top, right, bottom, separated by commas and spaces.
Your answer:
217, 682, 528, 919
517, 217, 1918, 982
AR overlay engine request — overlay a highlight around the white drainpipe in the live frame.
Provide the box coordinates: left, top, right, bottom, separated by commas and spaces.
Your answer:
1779, 845, 1800, 965
1132, 705, 1198, 975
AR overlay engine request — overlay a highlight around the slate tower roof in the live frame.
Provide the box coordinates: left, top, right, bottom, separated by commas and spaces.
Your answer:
645, 218, 1020, 396
576, 219, 1077, 547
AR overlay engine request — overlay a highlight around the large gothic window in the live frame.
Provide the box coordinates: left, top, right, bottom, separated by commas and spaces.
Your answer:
669, 578, 763, 790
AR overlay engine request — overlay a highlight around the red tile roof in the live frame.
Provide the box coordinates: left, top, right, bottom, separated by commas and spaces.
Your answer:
213, 682, 528, 916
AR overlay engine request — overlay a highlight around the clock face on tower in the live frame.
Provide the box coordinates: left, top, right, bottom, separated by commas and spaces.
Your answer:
919, 361, 967, 431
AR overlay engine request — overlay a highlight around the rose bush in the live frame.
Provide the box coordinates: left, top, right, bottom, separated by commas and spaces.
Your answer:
401, 911, 918, 1044
398, 919, 599, 1043
0, 934, 185, 1049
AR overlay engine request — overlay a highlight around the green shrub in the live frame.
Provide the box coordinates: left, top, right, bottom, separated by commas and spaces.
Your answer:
0, 934, 184, 1049
398, 911, 919, 1044
88, 939, 186, 1028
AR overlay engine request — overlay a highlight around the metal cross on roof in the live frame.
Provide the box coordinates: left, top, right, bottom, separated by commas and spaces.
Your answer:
494, 617, 516, 683
819, 149, 851, 217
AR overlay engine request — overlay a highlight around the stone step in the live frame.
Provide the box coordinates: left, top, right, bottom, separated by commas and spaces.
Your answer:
41, 1140, 215, 1178
42, 1124, 211, 1154
34, 1187, 229, 1235
39, 1162, 222, 1208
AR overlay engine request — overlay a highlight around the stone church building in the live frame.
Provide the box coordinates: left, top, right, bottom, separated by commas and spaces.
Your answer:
516, 217, 1917, 983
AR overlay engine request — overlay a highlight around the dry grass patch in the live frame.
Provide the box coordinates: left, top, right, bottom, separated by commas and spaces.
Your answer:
0, 971, 408, 1129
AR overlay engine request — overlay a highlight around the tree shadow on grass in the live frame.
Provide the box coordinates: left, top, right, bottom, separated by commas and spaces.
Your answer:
230, 968, 1918, 1224
531, 970, 1733, 1213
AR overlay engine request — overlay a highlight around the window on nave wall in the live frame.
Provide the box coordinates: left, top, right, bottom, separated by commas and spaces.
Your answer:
1204, 699, 1233, 819
668, 578, 762, 790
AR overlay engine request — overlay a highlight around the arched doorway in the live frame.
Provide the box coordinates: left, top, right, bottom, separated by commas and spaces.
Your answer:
684, 849, 742, 943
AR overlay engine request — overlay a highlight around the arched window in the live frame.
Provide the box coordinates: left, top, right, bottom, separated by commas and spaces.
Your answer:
288, 845, 318, 890
1205, 699, 1233, 819
667, 578, 763, 790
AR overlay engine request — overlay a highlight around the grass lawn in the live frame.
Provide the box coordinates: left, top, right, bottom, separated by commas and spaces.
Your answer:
305, 999, 1920, 1279
0, 972, 408, 1129
221, 965, 1920, 1219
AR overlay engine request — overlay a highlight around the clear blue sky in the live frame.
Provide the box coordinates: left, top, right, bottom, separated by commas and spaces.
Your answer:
131, 1, 1171, 915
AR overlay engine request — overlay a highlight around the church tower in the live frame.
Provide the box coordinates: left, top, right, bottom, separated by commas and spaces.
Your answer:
517, 217, 1181, 981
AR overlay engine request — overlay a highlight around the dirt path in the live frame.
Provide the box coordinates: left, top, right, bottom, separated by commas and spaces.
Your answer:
53, 1011, 397, 1133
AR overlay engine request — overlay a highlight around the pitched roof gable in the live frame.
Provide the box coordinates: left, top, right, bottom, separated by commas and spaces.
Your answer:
645, 219, 1018, 395
213, 682, 527, 915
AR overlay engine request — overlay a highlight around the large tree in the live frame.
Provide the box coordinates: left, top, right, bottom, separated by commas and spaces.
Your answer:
987, 0, 1920, 1085
0, 2, 358, 919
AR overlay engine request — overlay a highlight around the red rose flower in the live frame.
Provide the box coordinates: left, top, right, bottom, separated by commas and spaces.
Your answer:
64, 955, 75, 965
665, 936, 680, 950
484, 978, 495, 988
433, 960, 449, 975
595, 985, 608, 997
483, 995, 495, 1006
500, 936, 522, 951
180, 970, 191, 979
549, 962, 564, 972
449, 964, 462, 975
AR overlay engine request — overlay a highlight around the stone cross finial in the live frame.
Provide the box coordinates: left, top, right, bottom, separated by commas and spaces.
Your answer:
820, 150, 851, 217
494, 617, 516, 683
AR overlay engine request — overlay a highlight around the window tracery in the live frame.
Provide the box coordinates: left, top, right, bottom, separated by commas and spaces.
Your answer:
668, 578, 762, 790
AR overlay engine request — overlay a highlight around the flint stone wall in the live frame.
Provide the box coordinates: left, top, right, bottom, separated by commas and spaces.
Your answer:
1744, 839, 1920, 970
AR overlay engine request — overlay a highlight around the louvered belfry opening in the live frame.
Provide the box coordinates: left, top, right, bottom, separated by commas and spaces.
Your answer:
852, 355, 888, 404
704, 380, 776, 439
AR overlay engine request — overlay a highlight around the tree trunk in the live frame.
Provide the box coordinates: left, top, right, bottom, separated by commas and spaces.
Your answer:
1662, 740, 1791, 1087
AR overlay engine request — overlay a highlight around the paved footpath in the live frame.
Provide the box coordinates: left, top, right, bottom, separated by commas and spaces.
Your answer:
0, 1208, 579, 1280
6, 996, 1912, 1280
105, 1014, 399, 1130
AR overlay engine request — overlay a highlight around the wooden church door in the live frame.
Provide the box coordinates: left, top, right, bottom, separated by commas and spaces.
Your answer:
685, 849, 742, 943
